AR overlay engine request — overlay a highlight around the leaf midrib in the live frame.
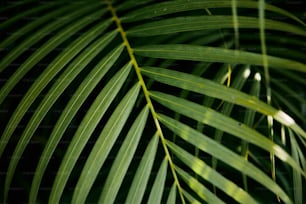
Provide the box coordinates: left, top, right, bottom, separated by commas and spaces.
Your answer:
105, 1, 186, 203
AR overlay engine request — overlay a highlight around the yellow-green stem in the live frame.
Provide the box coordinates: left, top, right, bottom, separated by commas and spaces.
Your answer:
105, 1, 186, 203
259, 0, 277, 201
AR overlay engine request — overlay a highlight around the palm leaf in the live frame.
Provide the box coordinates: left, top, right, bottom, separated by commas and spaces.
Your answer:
135, 45, 306, 72
5, 32, 120, 203
29, 42, 125, 203
1, 0, 305, 203
176, 166, 225, 204
124, 133, 159, 204
48, 63, 133, 203
147, 157, 168, 204
127, 16, 306, 37
98, 106, 149, 203
168, 141, 258, 204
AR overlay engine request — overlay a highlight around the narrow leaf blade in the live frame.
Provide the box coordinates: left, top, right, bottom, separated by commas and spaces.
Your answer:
158, 114, 293, 204
71, 83, 141, 203
147, 158, 168, 204
168, 140, 258, 204
98, 106, 149, 203
128, 16, 306, 37
135, 45, 306, 72
48, 63, 132, 203
125, 133, 159, 204
151, 91, 304, 178
176, 166, 225, 204
29, 43, 125, 204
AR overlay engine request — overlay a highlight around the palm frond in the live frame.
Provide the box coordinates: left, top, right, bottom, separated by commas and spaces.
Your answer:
1, 0, 305, 203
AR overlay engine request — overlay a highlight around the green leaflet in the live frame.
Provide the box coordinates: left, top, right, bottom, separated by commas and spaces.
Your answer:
0, 0, 304, 203
135, 45, 306, 72
98, 106, 149, 204
125, 133, 159, 204
141, 67, 306, 139
116, 0, 154, 11
166, 184, 177, 204
211, 67, 250, 186
122, 0, 304, 25
0, 9, 108, 106
147, 158, 168, 204
158, 114, 293, 204
182, 190, 202, 204
151, 91, 305, 178
289, 130, 303, 204
29, 38, 123, 203
0, 2, 84, 50
0, 4, 102, 74
168, 140, 258, 204
241, 72, 261, 191
127, 16, 306, 37
0, 2, 59, 30
231, 0, 239, 48
0, 18, 112, 158
272, 91, 306, 124
47, 63, 132, 203
175, 166, 225, 204
271, 78, 306, 124
71, 83, 141, 203
5, 32, 120, 204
